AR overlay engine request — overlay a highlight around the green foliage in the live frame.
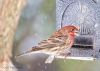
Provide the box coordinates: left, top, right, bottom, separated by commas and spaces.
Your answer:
40, 0, 55, 22
55, 59, 100, 71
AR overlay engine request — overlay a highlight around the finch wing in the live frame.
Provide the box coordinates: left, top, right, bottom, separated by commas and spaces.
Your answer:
32, 35, 68, 51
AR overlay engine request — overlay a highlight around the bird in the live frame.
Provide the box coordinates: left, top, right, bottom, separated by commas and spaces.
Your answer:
16, 25, 79, 63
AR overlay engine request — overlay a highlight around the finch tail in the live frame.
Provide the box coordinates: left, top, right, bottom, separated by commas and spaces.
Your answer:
45, 55, 55, 63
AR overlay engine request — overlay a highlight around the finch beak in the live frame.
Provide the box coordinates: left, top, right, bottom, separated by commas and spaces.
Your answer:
74, 31, 79, 36
75, 26, 80, 36
75, 33, 79, 36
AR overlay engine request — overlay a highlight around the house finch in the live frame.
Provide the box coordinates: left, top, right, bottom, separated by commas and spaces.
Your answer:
16, 25, 79, 63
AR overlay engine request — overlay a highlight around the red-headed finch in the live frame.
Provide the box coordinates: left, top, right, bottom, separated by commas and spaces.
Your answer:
17, 25, 79, 63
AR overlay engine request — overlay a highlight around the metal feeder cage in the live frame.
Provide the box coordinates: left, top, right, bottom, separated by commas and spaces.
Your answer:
56, 0, 100, 60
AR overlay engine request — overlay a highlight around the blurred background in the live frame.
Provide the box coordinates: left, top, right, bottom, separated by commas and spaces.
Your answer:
14, 0, 56, 56
13, 0, 100, 71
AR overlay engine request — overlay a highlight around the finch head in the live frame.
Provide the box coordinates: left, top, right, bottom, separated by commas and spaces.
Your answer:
63, 25, 79, 37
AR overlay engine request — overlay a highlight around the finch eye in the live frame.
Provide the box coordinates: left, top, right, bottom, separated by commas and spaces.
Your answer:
71, 28, 74, 32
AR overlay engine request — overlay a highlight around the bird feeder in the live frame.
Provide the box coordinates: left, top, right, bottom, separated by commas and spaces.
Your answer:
56, 0, 100, 60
